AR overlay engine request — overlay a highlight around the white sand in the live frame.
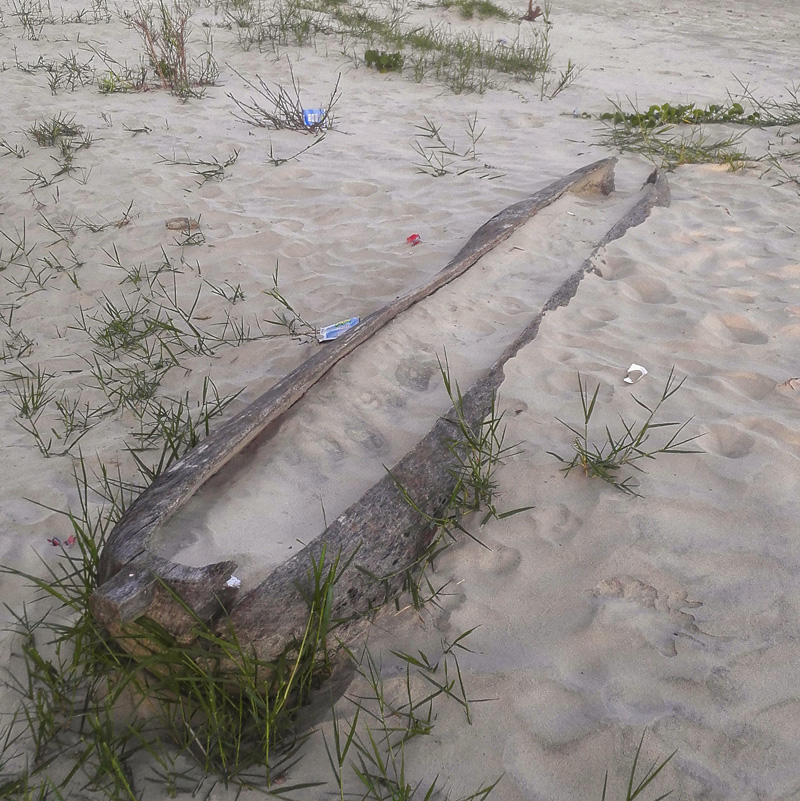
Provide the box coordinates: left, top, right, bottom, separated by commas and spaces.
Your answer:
1, 0, 799, 796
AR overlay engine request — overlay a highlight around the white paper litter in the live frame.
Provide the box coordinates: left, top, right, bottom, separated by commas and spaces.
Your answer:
624, 363, 648, 384
225, 575, 242, 589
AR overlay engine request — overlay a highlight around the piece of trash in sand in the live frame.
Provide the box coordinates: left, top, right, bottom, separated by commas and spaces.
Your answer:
406, 233, 421, 246
778, 377, 800, 392
624, 363, 648, 384
165, 217, 200, 231
47, 535, 77, 547
225, 575, 242, 589
318, 317, 360, 342
497, 37, 509, 45
521, 0, 542, 21
302, 108, 327, 128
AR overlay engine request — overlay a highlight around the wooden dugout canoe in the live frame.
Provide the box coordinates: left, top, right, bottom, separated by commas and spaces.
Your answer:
90, 157, 669, 659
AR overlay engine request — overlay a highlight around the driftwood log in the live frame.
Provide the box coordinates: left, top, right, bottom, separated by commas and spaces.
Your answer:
91, 158, 670, 658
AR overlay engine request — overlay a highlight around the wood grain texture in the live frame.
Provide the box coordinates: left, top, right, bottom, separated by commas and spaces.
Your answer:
223, 167, 671, 660
91, 158, 661, 655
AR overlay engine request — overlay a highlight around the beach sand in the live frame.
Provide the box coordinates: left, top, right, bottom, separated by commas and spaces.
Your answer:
1, 0, 799, 797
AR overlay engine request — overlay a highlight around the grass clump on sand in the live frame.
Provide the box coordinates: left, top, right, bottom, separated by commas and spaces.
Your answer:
411, 113, 504, 179
600, 731, 676, 800
601, 83, 800, 131
598, 83, 800, 170
437, 0, 512, 21
385, 355, 533, 609
122, 0, 219, 97
0, 462, 345, 796
549, 368, 702, 497
597, 107, 748, 171
0, 298, 510, 799
228, 61, 341, 133
364, 48, 404, 73
220, 0, 565, 95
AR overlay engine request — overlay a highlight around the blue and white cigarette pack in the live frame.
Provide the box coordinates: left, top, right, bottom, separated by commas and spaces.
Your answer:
303, 108, 327, 128
318, 317, 359, 342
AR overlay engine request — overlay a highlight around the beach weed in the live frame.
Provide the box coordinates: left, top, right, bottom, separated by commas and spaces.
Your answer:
602, 82, 800, 130
0, 138, 28, 159
541, 57, 582, 99
600, 100, 762, 128
0, 223, 36, 271
25, 114, 84, 148
9, 0, 48, 39
548, 368, 703, 496
364, 48, 403, 73
384, 355, 533, 611
230, 0, 557, 95
127, 0, 219, 98
265, 133, 327, 166
328, 638, 500, 800
0, 327, 36, 363
228, 60, 341, 133
158, 149, 239, 184
438, 0, 511, 20
601, 731, 676, 801
597, 114, 748, 171
412, 114, 503, 179
2, 362, 56, 420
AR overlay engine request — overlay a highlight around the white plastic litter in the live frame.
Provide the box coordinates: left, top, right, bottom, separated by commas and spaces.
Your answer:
624, 363, 648, 384
225, 575, 242, 589
318, 317, 360, 342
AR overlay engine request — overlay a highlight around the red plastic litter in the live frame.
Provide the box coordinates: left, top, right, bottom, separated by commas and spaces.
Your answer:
406, 233, 421, 246
47, 535, 77, 547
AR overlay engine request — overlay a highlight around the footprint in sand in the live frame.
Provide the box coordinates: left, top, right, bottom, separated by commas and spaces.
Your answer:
621, 276, 676, 304
588, 576, 704, 657
701, 313, 769, 345
344, 421, 387, 453
705, 424, 755, 459
720, 371, 776, 400
532, 504, 584, 546
592, 254, 637, 280
471, 541, 523, 577
395, 358, 438, 392
341, 181, 380, 197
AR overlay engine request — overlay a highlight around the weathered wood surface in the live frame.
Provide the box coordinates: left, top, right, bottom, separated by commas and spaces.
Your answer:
222, 167, 670, 658
90, 158, 659, 649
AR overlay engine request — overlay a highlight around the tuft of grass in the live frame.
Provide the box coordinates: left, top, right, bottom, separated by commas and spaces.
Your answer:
364, 48, 403, 73
601, 731, 676, 801
157, 150, 239, 184
437, 0, 511, 20
412, 114, 503, 179
542, 57, 582, 99
326, 635, 500, 801
228, 61, 341, 134
597, 116, 748, 171
548, 368, 703, 497
230, 0, 556, 95
0, 138, 28, 159
384, 355, 533, 610
127, 0, 219, 98
601, 100, 763, 128
8, 0, 48, 39
25, 114, 85, 148
2, 362, 56, 420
